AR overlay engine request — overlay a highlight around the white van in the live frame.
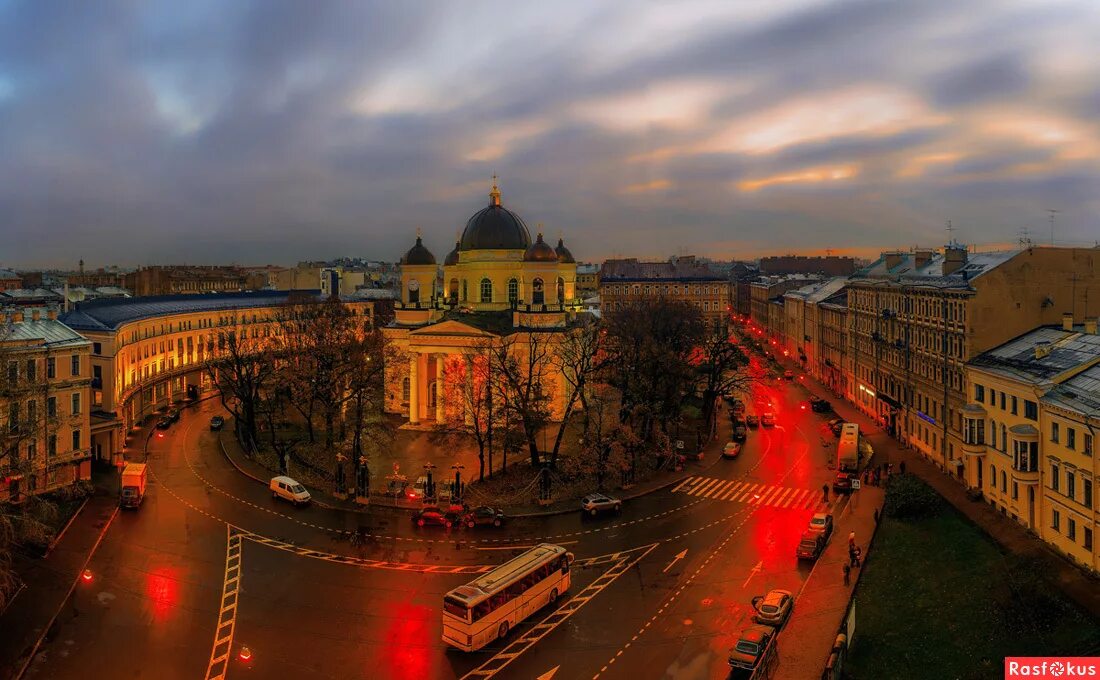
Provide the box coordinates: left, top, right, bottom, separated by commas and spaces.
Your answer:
269, 476, 311, 506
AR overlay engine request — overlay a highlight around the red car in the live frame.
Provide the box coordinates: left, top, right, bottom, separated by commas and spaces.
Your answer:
413, 508, 453, 528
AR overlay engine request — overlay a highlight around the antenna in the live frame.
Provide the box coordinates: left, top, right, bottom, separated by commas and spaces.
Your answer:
1047, 209, 1060, 245
945, 219, 955, 246
1017, 225, 1032, 248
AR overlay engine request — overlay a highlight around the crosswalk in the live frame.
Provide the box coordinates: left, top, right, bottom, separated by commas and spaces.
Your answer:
670, 476, 824, 510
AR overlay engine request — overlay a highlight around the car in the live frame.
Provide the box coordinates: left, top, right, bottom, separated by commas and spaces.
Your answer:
209, 416, 225, 431
796, 530, 826, 560
728, 624, 777, 670
832, 472, 855, 494
782, 370, 794, 380
732, 421, 747, 443
465, 506, 506, 528
808, 512, 834, 540
761, 412, 776, 427
722, 442, 742, 459
269, 476, 311, 506
385, 479, 409, 498
828, 418, 845, 436
731, 401, 746, 416
746, 414, 759, 428
810, 397, 832, 413
751, 589, 794, 627
581, 493, 621, 517
155, 417, 171, 430
408, 475, 432, 501
413, 507, 453, 528
166, 407, 181, 423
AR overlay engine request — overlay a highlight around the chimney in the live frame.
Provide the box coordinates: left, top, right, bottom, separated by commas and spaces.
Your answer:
1086, 318, 1098, 335
47, 308, 58, 320
1035, 340, 1052, 359
943, 245, 968, 275
31, 309, 40, 322
1062, 312, 1073, 331
884, 252, 903, 270
11, 311, 24, 324
914, 250, 934, 270
63, 282, 70, 312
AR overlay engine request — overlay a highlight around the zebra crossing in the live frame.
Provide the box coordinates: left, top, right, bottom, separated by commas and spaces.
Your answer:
670, 476, 824, 510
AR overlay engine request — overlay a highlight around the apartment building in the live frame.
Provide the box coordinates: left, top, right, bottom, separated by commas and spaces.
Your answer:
965, 319, 1099, 574
125, 265, 267, 297
1, 308, 92, 502
600, 256, 730, 329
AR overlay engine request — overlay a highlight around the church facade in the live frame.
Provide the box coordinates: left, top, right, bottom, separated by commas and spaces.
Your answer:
382, 182, 584, 426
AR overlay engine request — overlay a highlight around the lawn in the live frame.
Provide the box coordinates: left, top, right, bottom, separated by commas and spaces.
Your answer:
846, 479, 1100, 680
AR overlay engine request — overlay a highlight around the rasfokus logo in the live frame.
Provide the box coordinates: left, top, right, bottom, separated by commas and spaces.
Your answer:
1006, 658, 1099, 678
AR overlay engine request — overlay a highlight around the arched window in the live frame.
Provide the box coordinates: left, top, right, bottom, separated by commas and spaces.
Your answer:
508, 278, 518, 303
408, 280, 420, 304
428, 381, 437, 408
532, 278, 545, 305
1000, 424, 1007, 452
480, 278, 493, 303
557, 277, 565, 304
402, 377, 410, 403
449, 278, 459, 302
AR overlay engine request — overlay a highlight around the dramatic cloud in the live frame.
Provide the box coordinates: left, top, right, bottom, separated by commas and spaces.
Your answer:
0, 0, 1097, 269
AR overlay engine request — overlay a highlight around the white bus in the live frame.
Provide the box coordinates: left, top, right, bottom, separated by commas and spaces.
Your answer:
838, 423, 859, 471
442, 543, 574, 651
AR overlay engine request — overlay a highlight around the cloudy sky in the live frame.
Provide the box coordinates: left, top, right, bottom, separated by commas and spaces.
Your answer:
1, 0, 1098, 269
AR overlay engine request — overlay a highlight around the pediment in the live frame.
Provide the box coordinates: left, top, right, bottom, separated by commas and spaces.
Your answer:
408, 319, 499, 338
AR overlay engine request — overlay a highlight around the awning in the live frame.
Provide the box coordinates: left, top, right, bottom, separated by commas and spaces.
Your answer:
877, 393, 901, 409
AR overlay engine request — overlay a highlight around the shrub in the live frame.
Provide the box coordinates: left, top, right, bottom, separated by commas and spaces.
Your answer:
883, 474, 943, 520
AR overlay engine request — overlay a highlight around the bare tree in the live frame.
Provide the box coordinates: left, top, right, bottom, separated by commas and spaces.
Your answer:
490, 332, 554, 467
692, 320, 750, 431
547, 318, 609, 465
441, 341, 493, 481
205, 325, 275, 450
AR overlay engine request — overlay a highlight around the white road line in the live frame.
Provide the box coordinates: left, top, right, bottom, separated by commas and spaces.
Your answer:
205, 526, 242, 680
669, 476, 697, 494
721, 480, 744, 500
690, 478, 723, 497
774, 488, 796, 507
708, 480, 735, 499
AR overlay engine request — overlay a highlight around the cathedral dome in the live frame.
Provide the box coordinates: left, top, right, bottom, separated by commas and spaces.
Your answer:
554, 237, 575, 264
459, 181, 531, 251
524, 232, 559, 262
443, 240, 461, 266
401, 236, 436, 266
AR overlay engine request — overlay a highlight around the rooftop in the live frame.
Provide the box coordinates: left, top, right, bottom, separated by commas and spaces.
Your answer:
852, 248, 1020, 289
1, 315, 89, 349
1044, 364, 1100, 418
970, 324, 1100, 384
600, 256, 724, 282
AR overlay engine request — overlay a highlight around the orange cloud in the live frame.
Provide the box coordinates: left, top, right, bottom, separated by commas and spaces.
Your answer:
621, 178, 671, 194
737, 164, 859, 192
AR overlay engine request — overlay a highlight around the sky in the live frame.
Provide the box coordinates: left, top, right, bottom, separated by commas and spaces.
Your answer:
1, 0, 1098, 270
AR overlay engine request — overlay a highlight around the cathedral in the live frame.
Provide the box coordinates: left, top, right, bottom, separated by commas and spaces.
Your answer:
382, 181, 583, 426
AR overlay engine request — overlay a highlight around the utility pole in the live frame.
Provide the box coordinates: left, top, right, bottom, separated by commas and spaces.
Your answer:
1047, 209, 1060, 245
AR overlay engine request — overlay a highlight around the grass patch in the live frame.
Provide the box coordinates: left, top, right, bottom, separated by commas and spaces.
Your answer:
847, 478, 1100, 680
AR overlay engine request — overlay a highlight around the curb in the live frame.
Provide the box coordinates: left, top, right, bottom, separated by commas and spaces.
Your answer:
43, 496, 91, 558
14, 504, 119, 680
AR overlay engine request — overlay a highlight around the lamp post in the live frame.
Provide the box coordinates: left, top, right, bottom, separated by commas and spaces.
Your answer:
334, 452, 347, 499
355, 454, 370, 505
423, 462, 436, 503
450, 463, 464, 506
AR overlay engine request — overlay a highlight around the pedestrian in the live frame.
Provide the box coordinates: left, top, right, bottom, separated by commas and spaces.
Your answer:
873, 508, 880, 524
900, 460, 906, 475
848, 531, 856, 548
848, 545, 857, 567
822, 483, 829, 503
843, 563, 851, 586
853, 546, 862, 567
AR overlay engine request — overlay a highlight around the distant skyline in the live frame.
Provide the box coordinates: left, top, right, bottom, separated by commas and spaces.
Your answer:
1, 0, 1098, 269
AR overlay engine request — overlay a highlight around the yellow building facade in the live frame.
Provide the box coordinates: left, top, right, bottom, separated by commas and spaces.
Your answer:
383, 183, 583, 426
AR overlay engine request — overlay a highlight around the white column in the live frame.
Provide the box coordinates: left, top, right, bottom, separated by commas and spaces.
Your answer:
435, 354, 446, 424
409, 353, 420, 425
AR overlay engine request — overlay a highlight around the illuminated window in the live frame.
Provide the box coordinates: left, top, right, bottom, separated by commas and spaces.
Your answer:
508, 279, 518, 303
480, 278, 493, 303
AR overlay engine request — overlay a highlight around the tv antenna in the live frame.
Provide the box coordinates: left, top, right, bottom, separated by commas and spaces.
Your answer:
1047, 209, 1060, 245
945, 219, 956, 246
1017, 226, 1032, 248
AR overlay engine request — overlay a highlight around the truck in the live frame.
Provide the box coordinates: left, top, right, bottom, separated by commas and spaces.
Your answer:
120, 463, 148, 508
837, 423, 859, 472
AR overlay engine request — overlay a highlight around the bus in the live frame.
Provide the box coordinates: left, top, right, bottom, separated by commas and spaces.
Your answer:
837, 423, 859, 472
442, 543, 574, 651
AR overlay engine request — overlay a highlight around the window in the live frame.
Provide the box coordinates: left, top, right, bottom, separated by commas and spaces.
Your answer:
27, 440, 36, 459
1051, 463, 1060, 491
532, 278, 545, 305
47, 434, 57, 457
27, 399, 36, 424
25, 359, 36, 381
1011, 396, 1017, 415
1000, 470, 1007, 492
401, 377, 410, 403
1086, 528, 1094, 551
1051, 422, 1060, 444
989, 464, 995, 489
1086, 433, 1094, 457
1084, 479, 1093, 509
999, 392, 1005, 410
1068, 518, 1076, 541
1012, 482, 1018, 500
1052, 509, 1060, 531
480, 278, 493, 303
71, 392, 81, 415
47, 397, 57, 418
71, 354, 80, 376
1066, 472, 1075, 500
408, 281, 420, 304
8, 402, 18, 433
1067, 428, 1076, 450
557, 277, 565, 304
974, 384, 985, 402
507, 279, 518, 304
72, 429, 81, 451
1024, 400, 1038, 420
990, 389, 996, 406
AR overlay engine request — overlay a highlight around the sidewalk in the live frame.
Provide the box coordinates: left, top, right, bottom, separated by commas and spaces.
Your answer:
774, 485, 886, 680
0, 484, 119, 680
788, 362, 1100, 621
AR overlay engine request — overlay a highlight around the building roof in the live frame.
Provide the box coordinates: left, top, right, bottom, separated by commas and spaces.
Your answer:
58, 289, 331, 332
1, 316, 90, 349
401, 236, 437, 266
460, 185, 532, 251
600, 256, 725, 282
0, 269, 20, 279
1044, 364, 1100, 418
969, 325, 1100, 384
852, 249, 1020, 289
577, 264, 600, 275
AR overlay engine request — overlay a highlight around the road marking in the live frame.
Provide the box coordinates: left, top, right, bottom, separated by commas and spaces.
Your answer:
669, 476, 696, 494
205, 526, 243, 680
474, 541, 578, 551
462, 543, 658, 680
662, 548, 688, 574
537, 667, 560, 680
741, 560, 763, 588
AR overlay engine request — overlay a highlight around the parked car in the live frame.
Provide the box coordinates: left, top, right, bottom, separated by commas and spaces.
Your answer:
732, 421, 747, 443
412, 507, 453, 528
464, 506, 506, 528
155, 417, 172, 430
209, 416, 225, 431
808, 512, 834, 541
581, 493, 621, 517
166, 407, 181, 423
751, 589, 794, 627
408, 475, 433, 501
722, 442, 742, 459
385, 479, 409, 498
731, 400, 746, 416
832, 471, 855, 494
810, 397, 832, 413
761, 412, 776, 427
728, 624, 777, 671
796, 530, 826, 561
746, 414, 759, 428
828, 418, 845, 436
782, 370, 794, 380
269, 476, 311, 506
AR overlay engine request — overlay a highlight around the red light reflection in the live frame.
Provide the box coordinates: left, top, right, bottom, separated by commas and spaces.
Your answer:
379, 602, 434, 680
146, 567, 179, 622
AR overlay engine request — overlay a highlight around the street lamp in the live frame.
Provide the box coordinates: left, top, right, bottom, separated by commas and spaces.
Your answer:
423, 462, 436, 501
356, 454, 370, 505
450, 463, 464, 505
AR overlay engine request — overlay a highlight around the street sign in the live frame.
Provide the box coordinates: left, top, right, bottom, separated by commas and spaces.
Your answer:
851, 479, 861, 490
675, 440, 684, 450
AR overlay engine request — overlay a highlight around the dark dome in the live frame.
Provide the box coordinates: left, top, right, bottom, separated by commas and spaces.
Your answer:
555, 237, 576, 264
402, 236, 436, 266
443, 240, 461, 266
459, 184, 531, 251
524, 233, 559, 262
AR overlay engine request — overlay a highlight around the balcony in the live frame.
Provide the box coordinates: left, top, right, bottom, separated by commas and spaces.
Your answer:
1011, 467, 1039, 484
